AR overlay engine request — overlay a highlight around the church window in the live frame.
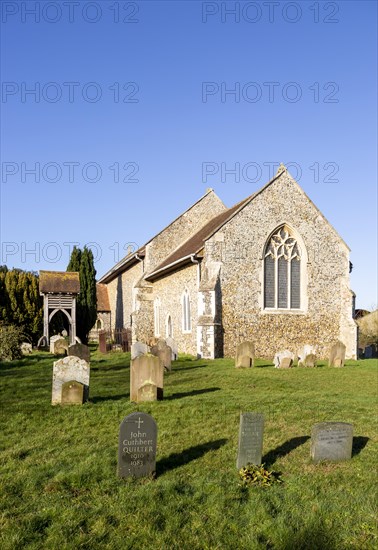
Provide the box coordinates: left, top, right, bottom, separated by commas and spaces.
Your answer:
264, 226, 301, 310
182, 290, 192, 332
154, 297, 161, 336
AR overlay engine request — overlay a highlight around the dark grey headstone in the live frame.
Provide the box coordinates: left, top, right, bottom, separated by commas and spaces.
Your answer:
311, 422, 353, 463
236, 412, 264, 469
68, 343, 90, 363
61, 380, 84, 405
118, 412, 157, 478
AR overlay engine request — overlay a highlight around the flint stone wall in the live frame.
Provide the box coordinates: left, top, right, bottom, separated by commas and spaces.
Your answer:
201, 171, 356, 359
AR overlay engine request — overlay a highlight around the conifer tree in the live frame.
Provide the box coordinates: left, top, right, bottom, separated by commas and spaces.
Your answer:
67, 246, 97, 343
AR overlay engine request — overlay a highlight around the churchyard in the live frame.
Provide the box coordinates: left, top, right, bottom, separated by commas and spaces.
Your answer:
1, 348, 376, 549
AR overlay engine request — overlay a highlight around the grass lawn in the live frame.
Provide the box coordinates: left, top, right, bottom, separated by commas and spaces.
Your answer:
0, 349, 377, 549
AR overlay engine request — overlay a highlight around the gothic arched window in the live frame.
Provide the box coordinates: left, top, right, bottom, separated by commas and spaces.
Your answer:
264, 226, 301, 310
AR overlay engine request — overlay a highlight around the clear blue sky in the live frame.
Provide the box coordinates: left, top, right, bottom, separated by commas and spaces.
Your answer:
1, 0, 377, 309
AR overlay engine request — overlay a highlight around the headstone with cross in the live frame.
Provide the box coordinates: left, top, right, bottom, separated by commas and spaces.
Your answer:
117, 412, 158, 478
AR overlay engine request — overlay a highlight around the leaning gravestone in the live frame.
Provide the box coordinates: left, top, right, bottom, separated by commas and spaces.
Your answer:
303, 353, 317, 367
131, 341, 149, 360
130, 354, 164, 402
166, 337, 178, 360
118, 412, 157, 478
236, 412, 264, 469
311, 422, 353, 463
329, 341, 346, 367
52, 356, 90, 405
235, 341, 255, 368
68, 343, 90, 363
61, 380, 84, 405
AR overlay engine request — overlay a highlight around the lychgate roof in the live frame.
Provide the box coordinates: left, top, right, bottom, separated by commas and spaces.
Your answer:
39, 271, 80, 294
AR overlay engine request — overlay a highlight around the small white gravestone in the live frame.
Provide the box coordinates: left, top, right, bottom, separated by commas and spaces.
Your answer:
20, 342, 32, 355
52, 356, 90, 405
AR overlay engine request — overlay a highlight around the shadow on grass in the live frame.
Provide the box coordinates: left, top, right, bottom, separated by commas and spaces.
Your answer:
157, 439, 227, 475
91, 394, 128, 403
277, 519, 338, 549
164, 387, 220, 400
262, 436, 310, 467
173, 364, 208, 371
352, 436, 369, 456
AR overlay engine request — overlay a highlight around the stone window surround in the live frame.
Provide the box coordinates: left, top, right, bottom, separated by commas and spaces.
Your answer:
260, 223, 308, 314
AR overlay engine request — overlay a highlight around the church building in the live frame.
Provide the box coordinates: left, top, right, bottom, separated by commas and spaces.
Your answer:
98, 165, 357, 359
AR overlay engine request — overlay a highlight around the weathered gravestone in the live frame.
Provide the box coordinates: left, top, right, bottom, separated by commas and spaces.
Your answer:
68, 343, 90, 363
118, 412, 157, 478
54, 338, 69, 355
298, 345, 317, 367
236, 412, 264, 469
131, 341, 149, 360
61, 380, 84, 405
311, 422, 353, 463
52, 356, 90, 405
274, 350, 294, 368
329, 341, 346, 367
37, 336, 48, 350
130, 354, 164, 402
166, 337, 178, 360
151, 343, 172, 371
235, 341, 255, 368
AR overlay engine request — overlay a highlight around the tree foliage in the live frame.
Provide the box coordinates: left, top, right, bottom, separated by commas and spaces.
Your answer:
0, 323, 25, 361
67, 246, 97, 343
0, 269, 43, 344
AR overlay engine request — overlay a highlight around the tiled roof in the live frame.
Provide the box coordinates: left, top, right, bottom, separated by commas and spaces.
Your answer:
146, 196, 252, 279
39, 271, 80, 294
96, 284, 110, 311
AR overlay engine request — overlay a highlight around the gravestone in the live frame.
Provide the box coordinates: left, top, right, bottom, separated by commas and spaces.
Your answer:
151, 343, 172, 371
20, 342, 32, 355
131, 341, 149, 360
311, 422, 353, 463
298, 345, 316, 366
118, 412, 158, 478
236, 412, 264, 469
52, 356, 90, 405
274, 350, 294, 368
49, 335, 61, 353
53, 338, 68, 356
304, 353, 317, 367
68, 343, 90, 363
235, 341, 255, 368
99, 331, 107, 353
61, 380, 84, 405
166, 337, 178, 360
130, 354, 164, 402
364, 345, 373, 359
329, 341, 346, 367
